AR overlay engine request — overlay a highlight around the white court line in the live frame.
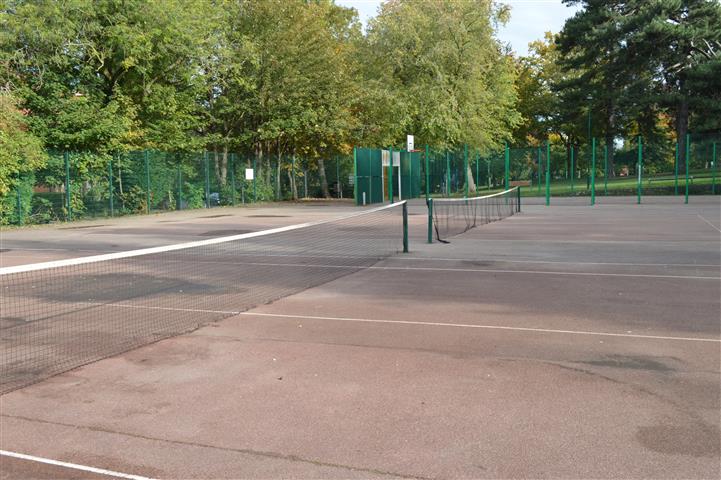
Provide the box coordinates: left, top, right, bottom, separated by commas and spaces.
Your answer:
394, 256, 721, 268
0, 450, 156, 480
239, 312, 721, 343
166, 259, 720, 280
697, 214, 721, 233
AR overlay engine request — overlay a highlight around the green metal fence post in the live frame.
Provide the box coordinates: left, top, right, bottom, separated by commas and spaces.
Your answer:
108, 155, 114, 216
475, 153, 480, 192
712, 142, 717, 195
230, 153, 236, 205
445, 150, 450, 196
685, 134, 690, 204
591, 138, 596, 205
64, 151, 72, 221
389, 147, 394, 203
603, 144, 608, 196
252, 156, 257, 203
144, 150, 151, 213
276, 158, 280, 200
336, 156, 341, 199
545, 142, 551, 206
637, 136, 642, 204
177, 162, 183, 210
570, 145, 575, 193
424, 145, 430, 201
353, 147, 358, 205
674, 141, 679, 195
537, 147, 541, 194
486, 160, 491, 190
204, 151, 211, 208
402, 202, 409, 253
504, 142, 510, 191
464, 144, 469, 198
427, 198, 433, 244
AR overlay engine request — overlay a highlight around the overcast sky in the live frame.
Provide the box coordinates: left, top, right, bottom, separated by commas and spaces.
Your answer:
336, 0, 582, 56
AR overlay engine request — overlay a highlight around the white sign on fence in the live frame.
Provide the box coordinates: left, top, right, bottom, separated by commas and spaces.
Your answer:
381, 150, 390, 167
245, 168, 254, 180
407, 135, 414, 151
392, 151, 400, 167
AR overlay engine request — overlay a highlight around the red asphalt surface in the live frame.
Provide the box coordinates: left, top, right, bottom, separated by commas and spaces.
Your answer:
1, 197, 719, 479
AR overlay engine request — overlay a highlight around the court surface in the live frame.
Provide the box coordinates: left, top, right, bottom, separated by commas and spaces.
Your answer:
1, 196, 719, 479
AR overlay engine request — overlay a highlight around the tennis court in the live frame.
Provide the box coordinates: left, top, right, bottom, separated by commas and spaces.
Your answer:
1, 195, 719, 478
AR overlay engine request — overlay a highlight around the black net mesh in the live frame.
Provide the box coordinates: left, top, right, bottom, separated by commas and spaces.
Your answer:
0, 203, 407, 393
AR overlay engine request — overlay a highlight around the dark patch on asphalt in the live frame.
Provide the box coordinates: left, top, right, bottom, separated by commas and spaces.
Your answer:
59, 225, 108, 230
199, 214, 232, 219
636, 424, 720, 457
247, 215, 290, 218
577, 355, 675, 372
0, 248, 10, 253
199, 229, 253, 237
1, 317, 27, 328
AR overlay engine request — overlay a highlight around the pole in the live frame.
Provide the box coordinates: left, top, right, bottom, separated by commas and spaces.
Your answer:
712, 142, 717, 195
388, 147, 394, 203
402, 202, 409, 253
516, 184, 521, 213
570, 145, 575, 193
674, 141, 679, 195
353, 147, 358, 205
108, 155, 114, 216
230, 153, 236, 205
445, 150, 450, 196
427, 198, 433, 244
487, 160, 491, 190
425, 145, 430, 201
475, 153, 480, 192
637, 136, 642, 204
204, 151, 211, 208
64, 151, 71, 221
591, 138, 596, 205
337, 157, 341, 199
684, 134, 690, 204
604, 143, 608, 196
177, 162, 183, 210
464, 144, 469, 198
537, 147, 541, 194
252, 156, 257, 203
15, 185, 22, 225
504, 141, 510, 191
545, 142, 551, 206
145, 150, 151, 214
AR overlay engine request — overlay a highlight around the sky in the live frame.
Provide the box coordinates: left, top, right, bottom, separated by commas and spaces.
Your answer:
335, 0, 582, 56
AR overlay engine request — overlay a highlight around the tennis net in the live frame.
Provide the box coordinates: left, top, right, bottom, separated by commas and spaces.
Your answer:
1, 202, 408, 394
429, 188, 520, 243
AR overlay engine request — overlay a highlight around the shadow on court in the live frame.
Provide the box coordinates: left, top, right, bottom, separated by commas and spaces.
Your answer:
1, 196, 719, 479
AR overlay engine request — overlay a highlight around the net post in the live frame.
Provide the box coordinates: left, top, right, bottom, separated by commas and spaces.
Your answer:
545, 142, 551, 206
570, 144, 574, 193
636, 136, 642, 204
685, 134, 690, 204
464, 144, 469, 198
516, 185, 521, 212
108, 155, 114, 217
591, 137, 596, 205
674, 141, 679, 195
712, 142, 716, 195
64, 150, 72, 221
504, 142, 509, 191
603, 143, 608, 195
402, 201, 409, 253
427, 198, 433, 244
388, 146, 394, 203
145, 150, 151, 214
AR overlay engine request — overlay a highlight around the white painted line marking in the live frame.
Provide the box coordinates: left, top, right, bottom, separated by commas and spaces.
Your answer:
697, 214, 721, 233
393, 256, 721, 268
239, 312, 721, 343
0, 450, 156, 480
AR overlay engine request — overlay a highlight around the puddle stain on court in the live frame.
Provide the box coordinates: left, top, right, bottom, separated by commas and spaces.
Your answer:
575, 355, 677, 373
636, 424, 721, 457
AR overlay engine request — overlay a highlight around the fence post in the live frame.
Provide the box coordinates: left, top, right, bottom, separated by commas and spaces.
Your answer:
336, 157, 341, 199
591, 138, 596, 205
402, 201, 409, 253
604, 144, 608, 196
252, 156, 257, 203
570, 145, 575, 193
230, 153, 236, 205
674, 141, 679, 195
424, 145, 430, 201
545, 142, 551, 206
389, 147, 394, 203
487, 160, 491, 190
516, 185, 521, 213
108, 155, 114, 216
353, 148, 358, 205
15, 185, 23, 225
637, 136, 642, 204
64, 151, 72, 221
464, 144, 469, 198
504, 142, 510, 191
203, 151, 211, 208
144, 150, 151, 214
177, 162, 183, 210
685, 134, 690, 204
475, 153, 480, 192
537, 147, 542, 194
427, 198, 433, 244
712, 142, 717, 195
445, 150, 450, 196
